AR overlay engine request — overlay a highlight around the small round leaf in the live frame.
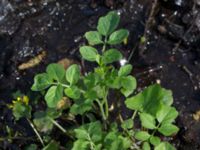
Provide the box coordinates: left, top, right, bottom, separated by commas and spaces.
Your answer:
102, 49, 122, 64
80, 46, 98, 62
66, 64, 80, 85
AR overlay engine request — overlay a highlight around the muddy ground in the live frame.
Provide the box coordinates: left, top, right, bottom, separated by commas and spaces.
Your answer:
0, 0, 200, 149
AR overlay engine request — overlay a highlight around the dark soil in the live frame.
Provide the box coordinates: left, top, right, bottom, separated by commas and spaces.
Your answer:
0, 0, 200, 149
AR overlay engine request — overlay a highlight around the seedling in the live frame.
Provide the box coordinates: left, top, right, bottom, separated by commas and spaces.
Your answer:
10, 11, 179, 150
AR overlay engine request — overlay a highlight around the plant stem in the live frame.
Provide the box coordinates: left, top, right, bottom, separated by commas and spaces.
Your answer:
104, 90, 109, 119
95, 99, 106, 121
151, 123, 161, 136
95, 99, 108, 130
48, 117, 67, 133
87, 134, 96, 150
54, 82, 85, 93
60, 83, 70, 88
102, 36, 107, 52
27, 118, 45, 147
131, 110, 138, 120
119, 114, 136, 142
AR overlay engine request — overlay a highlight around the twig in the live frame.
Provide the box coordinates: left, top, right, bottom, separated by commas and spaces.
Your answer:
128, 43, 138, 62
139, 0, 158, 56
48, 117, 67, 133
181, 65, 198, 90
27, 118, 45, 147
135, 65, 163, 77
172, 2, 198, 54
131, 110, 138, 120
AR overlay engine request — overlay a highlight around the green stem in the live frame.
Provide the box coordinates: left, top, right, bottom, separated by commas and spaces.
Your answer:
87, 134, 96, 150
60, 83, 70, 88
95, 99, 106, 121
102, 36, 107, 52
27, 119, 45, 147
48, 117, 66, 133
102, 44, 106, 52
119, 114, 135, 142
54, 82, 85, 93
151, 123, 161, 136
104, 90, 109, 119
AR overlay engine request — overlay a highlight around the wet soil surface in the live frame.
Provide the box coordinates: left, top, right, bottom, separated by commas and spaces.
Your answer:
0, 0, 200, 149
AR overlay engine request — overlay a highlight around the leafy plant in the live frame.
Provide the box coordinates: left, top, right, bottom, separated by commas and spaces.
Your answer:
10, 11, 179, 150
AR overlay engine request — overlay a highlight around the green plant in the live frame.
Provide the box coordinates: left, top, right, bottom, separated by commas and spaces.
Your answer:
10, 11, 179, 150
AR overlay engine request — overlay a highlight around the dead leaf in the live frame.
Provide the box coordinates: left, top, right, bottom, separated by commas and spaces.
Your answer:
18, 51, 46, 70
57, 58, 78, 70
193, 110, 200, 121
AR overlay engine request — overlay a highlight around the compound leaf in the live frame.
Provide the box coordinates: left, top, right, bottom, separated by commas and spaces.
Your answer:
125, 84, 173, 116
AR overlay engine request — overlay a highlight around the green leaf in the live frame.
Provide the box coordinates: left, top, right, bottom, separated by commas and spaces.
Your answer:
72, 140, 90, 150
158, 124, 179, 136
104, 131, 131, 150
84, 90, 98, 100
74, 129, 89, 140
93, 85, 105, 99
83, 72, 101, 89
102, 49, 122, 64
155, 142, 176, 150
121, 119, 133, 130
161, 88, 173, 106
74, 121, 102, 143
33, 111, 53, 133
107, 76, 121, 89
149, 136, 161, 146
66, 64, 80, 85
97, 11, 120, 36
42, 140, 59, 150
121, 76, 136, 90
64, 86, 81, 100
142, 142, 151, 150
139, 113, 156, 129
70, 99, 93, 115
108, 29, 129, 45
46, 63, 65, 81
105, 69, 121, 89
31, 73, 52, 91
134, 131, 151, 141
121, 88, 133, 98
13, 102, 32, 120
45, 85, 63, 108
80, 46, 98, 62
25, 144, 37, 150
46, 108, 62, 119
125, 84, 173, 116
118, 64, 132, 76
85, 31, 103, 45
156, 105, 178, 124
